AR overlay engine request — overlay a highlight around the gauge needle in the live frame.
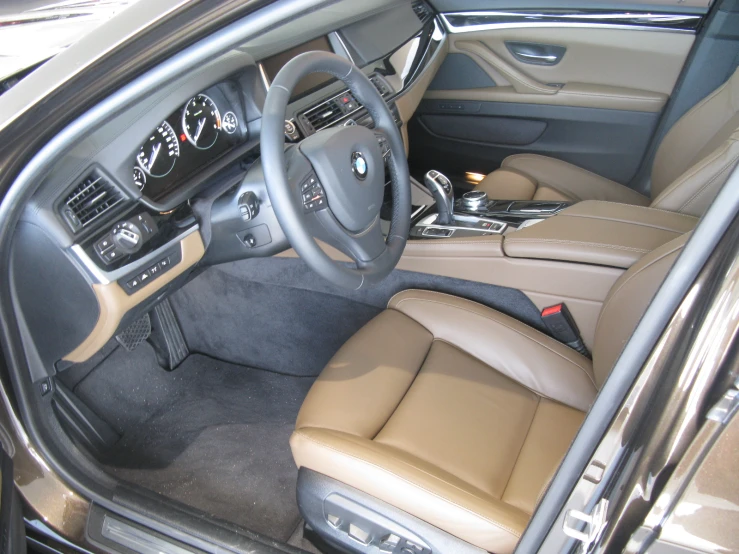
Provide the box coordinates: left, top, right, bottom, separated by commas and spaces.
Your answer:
148, 143, 160, 171
194, 117, 206, 143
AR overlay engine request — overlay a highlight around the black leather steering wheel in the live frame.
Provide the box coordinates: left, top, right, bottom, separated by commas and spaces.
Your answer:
261, 52, 411, 289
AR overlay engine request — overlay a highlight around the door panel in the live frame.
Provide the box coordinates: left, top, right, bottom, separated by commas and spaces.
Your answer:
409, 3, 704, 186
410, 101, 660, 183
447, 27, 694, 99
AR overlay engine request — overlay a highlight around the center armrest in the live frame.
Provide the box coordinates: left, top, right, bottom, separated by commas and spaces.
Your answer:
502, 201, 697, 268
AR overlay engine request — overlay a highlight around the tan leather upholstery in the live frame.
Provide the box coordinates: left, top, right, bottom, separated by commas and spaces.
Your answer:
475, 67, 739, 217
291, 233, 688, 553
476, 153, 651, 205
503, 201, 697, 268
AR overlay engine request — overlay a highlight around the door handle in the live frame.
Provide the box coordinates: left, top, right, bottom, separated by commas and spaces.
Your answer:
505, 42, 566, 66
515, 52, 559, 63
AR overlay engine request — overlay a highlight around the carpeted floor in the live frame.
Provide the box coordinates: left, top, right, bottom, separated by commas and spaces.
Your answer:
72, 342, 314, 542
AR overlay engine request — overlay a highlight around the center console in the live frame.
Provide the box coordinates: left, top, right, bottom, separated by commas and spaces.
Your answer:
408, 170, 570, 238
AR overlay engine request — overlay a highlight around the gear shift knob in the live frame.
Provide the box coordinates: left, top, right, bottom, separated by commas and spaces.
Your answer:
423, 170, 454, 225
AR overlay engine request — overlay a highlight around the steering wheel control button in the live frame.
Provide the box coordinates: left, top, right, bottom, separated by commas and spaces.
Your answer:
351, 151, 368, 180
119, 246, 182, 295
375, 133, 391, 160
238, 191, 260, 221
301, 174, 326, 212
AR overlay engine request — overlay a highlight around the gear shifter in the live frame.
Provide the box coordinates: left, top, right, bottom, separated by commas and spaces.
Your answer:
424, 170, 454, 225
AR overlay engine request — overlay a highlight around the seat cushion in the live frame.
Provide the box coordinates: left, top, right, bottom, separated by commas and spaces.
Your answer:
291, 291, 594, 553
477, 154, 650, 205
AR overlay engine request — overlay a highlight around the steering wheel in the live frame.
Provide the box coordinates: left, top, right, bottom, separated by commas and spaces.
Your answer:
261, 52, 411, 289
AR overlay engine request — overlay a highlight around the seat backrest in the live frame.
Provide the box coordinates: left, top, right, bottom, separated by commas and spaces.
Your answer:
592, 233, 689, 388
649, 67, 739, 216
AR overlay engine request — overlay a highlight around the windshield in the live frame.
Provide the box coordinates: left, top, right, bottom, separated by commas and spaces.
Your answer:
0, 0, 140, 90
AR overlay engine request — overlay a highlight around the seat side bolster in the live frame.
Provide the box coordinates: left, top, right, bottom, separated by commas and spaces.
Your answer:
388, 290, 598, 411
476, 168, 537, 200
501, 154, 650, 206
291, 427, 528, 554
650, 131, 739, 217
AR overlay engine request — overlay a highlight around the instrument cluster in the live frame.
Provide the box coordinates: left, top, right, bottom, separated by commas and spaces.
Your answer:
133, 83, 245, 201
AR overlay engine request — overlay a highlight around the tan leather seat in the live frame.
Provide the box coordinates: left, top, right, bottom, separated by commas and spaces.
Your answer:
475, 66, 739, 217
290, 234, 688, 553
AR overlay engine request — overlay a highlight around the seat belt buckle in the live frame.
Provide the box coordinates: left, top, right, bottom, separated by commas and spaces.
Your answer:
541, 303, 591, 358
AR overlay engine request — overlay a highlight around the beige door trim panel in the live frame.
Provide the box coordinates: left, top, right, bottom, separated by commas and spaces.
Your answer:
424, 27, 695, 111
63, 231, 205, 363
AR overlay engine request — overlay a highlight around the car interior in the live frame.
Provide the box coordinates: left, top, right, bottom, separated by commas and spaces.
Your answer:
3, 0, 739, 552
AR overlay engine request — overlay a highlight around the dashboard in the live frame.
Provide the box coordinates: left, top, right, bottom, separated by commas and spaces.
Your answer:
12, 0, 444, 372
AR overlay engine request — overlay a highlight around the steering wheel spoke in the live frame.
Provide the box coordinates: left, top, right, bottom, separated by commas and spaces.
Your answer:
261, 51, 411, 289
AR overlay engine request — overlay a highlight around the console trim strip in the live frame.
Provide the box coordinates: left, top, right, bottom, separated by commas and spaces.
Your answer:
441, 11, 702, 34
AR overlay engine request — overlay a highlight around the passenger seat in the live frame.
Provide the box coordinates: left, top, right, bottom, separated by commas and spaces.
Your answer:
475, 66, 739, 218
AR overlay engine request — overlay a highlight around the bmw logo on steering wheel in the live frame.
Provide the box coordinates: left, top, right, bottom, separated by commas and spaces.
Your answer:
351, 151, 368, 180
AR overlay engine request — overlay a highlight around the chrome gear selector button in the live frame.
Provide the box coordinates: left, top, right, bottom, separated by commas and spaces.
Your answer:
462, 190, 488, 210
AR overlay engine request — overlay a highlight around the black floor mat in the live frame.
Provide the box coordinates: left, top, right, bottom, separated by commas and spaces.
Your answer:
73, 342, 313, 542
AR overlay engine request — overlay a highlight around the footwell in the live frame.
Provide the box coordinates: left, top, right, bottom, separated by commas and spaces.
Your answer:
72, 342, 314, 542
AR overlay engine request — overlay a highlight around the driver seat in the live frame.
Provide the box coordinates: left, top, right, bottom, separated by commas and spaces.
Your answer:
290, 234, 687, 553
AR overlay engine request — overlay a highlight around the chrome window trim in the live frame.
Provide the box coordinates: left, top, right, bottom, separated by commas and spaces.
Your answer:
441, 11, 702, 34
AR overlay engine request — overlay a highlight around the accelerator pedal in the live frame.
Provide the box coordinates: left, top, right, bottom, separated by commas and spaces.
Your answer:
115, 314, 151, 351
148, 298, 189, 370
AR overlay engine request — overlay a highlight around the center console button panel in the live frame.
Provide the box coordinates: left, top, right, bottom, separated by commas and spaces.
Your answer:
119, 245, 182, 295
410, 213, 507, 239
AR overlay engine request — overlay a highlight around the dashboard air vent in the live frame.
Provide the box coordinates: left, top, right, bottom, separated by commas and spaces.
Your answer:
303, 99, 346, 131
412, 1, 432, 23
61, 171, 123, 232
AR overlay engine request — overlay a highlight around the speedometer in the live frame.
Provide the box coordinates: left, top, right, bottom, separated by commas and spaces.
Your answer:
137, 121, 180, 177
182, 94, 220, 150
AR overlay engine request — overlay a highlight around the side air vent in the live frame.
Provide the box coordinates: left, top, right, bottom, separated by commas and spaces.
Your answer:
370, 75, 392, 97
61, 170, 124, 233
412, 1, 432, 23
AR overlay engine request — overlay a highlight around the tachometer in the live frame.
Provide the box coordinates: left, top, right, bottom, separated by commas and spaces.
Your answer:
137, 121, 180, 177
182, 94, 220, 149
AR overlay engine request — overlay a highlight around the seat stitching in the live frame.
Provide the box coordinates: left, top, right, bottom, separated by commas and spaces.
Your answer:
294, 430, 523, 537
501, 396, 541, 507
560, 212, 695, 232
503, 154, 621, 186
405, 239, 502, 246
372, 339, 434, 440
652, 141, 733, 206
680, 152, 739, 212
597, 241, 686, 334
431, 337, 561, 403
504, 238, 650, 253
558, 89, 664, 102
570, 201, 693, 217
392, 296, 596, 387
